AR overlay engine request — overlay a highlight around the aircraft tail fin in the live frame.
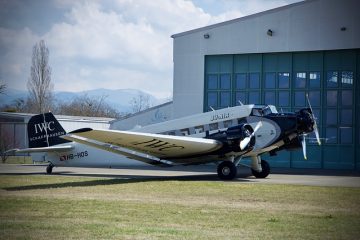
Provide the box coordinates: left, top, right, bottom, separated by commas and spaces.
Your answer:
27, 112, 70, 148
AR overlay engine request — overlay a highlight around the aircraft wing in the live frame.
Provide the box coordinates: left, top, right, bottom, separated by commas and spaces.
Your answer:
61, 128, 223, 160
7, 145, 74, 154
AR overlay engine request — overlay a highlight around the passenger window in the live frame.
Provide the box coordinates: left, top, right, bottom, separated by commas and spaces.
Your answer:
180, 128, 190, 136
209, 123, 218, 131
195, 126, 205, 134
223, 120, 232, 128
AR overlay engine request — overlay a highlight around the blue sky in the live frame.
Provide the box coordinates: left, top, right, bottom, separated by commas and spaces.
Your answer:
0, 0, 301, 98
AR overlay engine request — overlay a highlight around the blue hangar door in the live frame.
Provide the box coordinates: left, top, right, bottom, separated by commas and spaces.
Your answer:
204, 49, 359, 170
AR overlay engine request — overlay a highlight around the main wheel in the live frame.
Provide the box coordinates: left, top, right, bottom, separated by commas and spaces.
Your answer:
217, 161, 237, 180
251, 159, 270, 178
46, 164, 53, 174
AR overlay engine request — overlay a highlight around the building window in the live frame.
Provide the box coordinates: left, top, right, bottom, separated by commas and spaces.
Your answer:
326, 90, 337, 107
308, 91, 321, 107
220, 74, 231, 89
220, 92, 231, 107
294, 91, 306, 107
264, 91, 276, 105
249, 92, 260, 104
278, 72, 290, 88
340, 109, 352, 125
235, 73, 246, 89
309, 72, 321, 88
295, 72, 306, 88
341, 90, 353, 106
278, 91, 290, 107
207, 92, 217, 109
325, 127, 337, 144
249, 73, 260, 89
207, 75, 218, 89
340, 127, 352, 144
341, 71, 353, 87
265, 73, 276, 89
326, 109, 337, 125
327, 71, 338, 88
235, 92, 246, 105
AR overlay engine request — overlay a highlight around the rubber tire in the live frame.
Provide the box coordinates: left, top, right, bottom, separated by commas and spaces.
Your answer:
251, 160, 270, 178
217, 161, 237, 180
46, 165, 53, 174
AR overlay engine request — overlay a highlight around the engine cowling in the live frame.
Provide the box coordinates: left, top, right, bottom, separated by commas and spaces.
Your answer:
208, 123, 256, 153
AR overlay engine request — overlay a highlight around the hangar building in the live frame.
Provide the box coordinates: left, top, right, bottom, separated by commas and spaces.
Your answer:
169, 0, 360, 170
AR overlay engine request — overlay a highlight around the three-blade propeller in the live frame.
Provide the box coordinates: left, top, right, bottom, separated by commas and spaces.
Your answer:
239, 121, 262, 150
302, 94, 321, 160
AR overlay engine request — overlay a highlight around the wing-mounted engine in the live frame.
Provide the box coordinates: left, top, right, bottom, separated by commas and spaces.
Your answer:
207, 123, 258, 154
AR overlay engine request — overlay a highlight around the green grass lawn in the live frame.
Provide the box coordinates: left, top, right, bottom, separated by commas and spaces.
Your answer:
0, 175, 359, 239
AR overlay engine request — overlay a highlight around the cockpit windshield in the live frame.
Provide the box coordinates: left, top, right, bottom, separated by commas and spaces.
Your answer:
251, 105, 278, 116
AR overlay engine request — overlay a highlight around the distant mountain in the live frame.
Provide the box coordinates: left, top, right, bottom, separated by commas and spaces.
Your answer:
0, 88, 166, 113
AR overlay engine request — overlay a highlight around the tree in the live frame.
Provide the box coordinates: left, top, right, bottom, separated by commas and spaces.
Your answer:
129, 92, 151, 113
0, 84, 6, 94
27, 40, 53, 113
56, 94, 122, 118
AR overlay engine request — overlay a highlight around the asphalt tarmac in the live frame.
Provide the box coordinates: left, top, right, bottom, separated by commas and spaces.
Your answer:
1, 164, 359, 187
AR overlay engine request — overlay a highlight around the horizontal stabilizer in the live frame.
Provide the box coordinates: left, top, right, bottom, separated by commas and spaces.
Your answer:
8, 145, 74, 154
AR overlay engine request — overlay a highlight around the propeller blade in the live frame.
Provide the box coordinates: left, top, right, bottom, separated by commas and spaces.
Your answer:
240, 137, 251, 150
306, 94, 321, 146
239, 122, 263, 150
301, 135, 307, 160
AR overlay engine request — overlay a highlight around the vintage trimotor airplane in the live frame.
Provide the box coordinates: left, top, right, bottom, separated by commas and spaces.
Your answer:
10, 97, 320, 180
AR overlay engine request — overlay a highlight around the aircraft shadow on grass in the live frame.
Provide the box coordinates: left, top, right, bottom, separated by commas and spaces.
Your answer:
2, 173, 253, 191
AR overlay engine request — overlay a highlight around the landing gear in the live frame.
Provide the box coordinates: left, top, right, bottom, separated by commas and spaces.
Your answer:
251, 159, 270, 178
46, 164, 53, 174
217, 161, 237, 180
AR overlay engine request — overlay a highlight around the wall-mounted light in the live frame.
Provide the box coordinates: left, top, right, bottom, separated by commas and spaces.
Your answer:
267, 29, 273, 36
341, 27, 347, 31
203, 33, 210, 39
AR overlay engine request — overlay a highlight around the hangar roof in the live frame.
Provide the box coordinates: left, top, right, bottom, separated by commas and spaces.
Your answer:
171, 0, 307, 38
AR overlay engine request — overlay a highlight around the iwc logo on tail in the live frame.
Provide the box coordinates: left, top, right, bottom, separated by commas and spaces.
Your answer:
27, 112, 70, 148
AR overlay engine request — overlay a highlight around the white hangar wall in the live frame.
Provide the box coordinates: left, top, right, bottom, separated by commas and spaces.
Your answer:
172, 0, 360, 118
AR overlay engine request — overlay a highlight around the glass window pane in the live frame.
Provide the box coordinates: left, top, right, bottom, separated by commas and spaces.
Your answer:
249, 73, 260, 89
309, 72, 321, 88
220, 74, 231, 89
309, 91, 321, 107
341, 109, 352, 125
340, 128, 352, 144
235, 74, 246, 89
278, 72, 290, 88
341, 90, 352, 106
207, 92, 217, 108
341, 71, 353, 87
220, 92, 231, 107
327, 71, 338, 88
207, 75, 217, 89
325, 127, 337, 144
312, 109, 321, 125
265, 73, 276, 88
326, 109, 337, 125
326, 90, 337, 107
235, 92, 246, 105
278, 91, 290, 107
295, 72, 306, 88
295, 91, 305, 107
264, 91, 276, 105
249, 92, 260, 104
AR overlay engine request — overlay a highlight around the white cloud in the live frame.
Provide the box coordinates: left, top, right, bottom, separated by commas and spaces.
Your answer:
1, 0, 300, 99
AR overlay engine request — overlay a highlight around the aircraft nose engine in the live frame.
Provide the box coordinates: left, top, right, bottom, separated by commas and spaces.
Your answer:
297, 108, 315, 134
